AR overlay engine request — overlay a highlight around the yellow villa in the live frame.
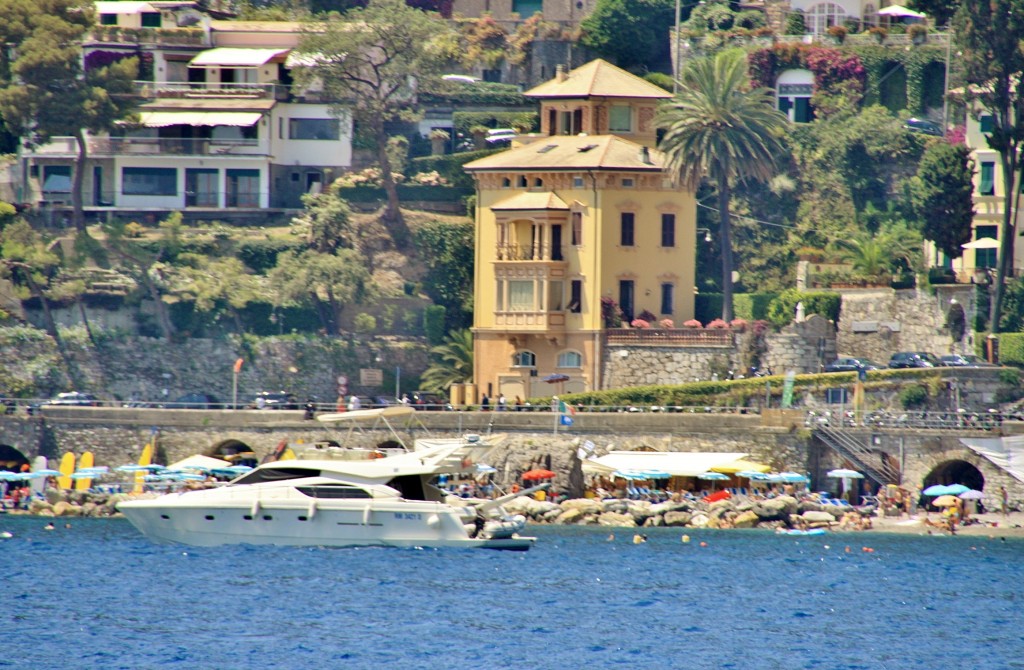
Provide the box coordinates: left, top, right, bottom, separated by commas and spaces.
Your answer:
464, 59, 697, 401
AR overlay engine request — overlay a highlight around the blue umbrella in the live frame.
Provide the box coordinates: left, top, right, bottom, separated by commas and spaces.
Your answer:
698, 472, 730, 481
475, 464, 497, 474
33, 469, 62, 477
638, 470, 671, 479
777, 472, 808, 483
922, 484, 952, 496
736, 470, 767, 479
613, 470, 649, 481
944, 484, 971, 495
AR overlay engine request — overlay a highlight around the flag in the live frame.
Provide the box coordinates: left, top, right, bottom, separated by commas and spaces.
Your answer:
558, 400, 575, 415
558, 400, 575, 426
560, 414, 574, 426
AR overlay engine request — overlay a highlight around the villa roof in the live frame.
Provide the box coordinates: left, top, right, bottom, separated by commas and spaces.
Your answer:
464, 135, 665, 172
525, 59, 672, 100
491, 192, 570, 211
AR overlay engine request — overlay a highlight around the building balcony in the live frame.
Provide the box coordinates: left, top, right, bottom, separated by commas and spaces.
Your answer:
27, 136, 268, 158
87, 26, 210, 47
494, 243, 568, 262
134, 80, 286, 101
494, 310, 566, 332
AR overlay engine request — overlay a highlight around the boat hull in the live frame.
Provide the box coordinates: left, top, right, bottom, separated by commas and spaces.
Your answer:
118, 497, 535, 551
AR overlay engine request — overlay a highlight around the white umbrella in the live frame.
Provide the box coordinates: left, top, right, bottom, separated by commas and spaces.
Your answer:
877, 5, 925, 17
961, 237, 1000, 250
959, 489, 985, 500
827, 468, 864, 479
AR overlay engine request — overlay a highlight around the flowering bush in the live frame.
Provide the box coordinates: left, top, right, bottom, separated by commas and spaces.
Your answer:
659, 318, 675, 329
601, 296, 623, 328
630, 319, 651, 329
333, 167, 405, 188
682, 319, 703, 329
729, 318, 748, 332
946, 125, 965, 145
408, 171, 449, 186
706, 318, 729, 329
751, 319, 770, 336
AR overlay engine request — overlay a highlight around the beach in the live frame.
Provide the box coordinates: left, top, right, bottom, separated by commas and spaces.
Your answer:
870, 510, 1024, 538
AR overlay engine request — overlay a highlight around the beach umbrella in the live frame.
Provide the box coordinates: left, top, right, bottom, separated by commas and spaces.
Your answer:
698, 472, 730, 481
959, 489, 984, 500
922, 484, 951, 496
932, 495, 959, 507
944, 484, 971, 495
638, 470, 671, 480
612, 470, 648, 481
827, 469, 864, 479
32, 469, 62, 477
475, 464, 497, 475
777, 472, 808, 483
522, 468, 556, 481
736, 470, 766, 479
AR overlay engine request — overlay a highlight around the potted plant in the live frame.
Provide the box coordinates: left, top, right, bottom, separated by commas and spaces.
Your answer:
907, 23, 928, 44
827, 25, 848, 44
682, 319, 703, 329
868, 26, 888, 43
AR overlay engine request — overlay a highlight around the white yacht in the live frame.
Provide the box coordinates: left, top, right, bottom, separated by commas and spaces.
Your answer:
118, 408, 536, 550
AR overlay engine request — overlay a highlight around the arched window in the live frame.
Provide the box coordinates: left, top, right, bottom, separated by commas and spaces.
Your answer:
533, 177, 543, 188
512, 350, 536, 367
502, 177, 511, 188
557, 351, 582, 368
517, 175, 527, 188
806, 2, 847, 34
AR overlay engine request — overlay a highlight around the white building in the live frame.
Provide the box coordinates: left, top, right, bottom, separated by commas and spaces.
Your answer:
20, 3, 352, 219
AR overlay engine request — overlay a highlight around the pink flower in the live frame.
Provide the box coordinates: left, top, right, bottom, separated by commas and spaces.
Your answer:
707, 319, 729, 329
659, 318, 675, 329
682, 319, 703, 329
630, 319, 651, 329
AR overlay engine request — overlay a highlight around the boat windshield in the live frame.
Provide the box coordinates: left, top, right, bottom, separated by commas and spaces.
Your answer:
232, 466, 321, 486
295, 484, 372, 499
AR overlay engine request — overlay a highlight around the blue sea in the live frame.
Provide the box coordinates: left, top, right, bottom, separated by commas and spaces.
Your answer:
2, 517, 1022, 669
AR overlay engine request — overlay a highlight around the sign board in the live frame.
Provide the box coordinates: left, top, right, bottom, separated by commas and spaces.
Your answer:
360, 368, 383, 387
781, 370, 796, 409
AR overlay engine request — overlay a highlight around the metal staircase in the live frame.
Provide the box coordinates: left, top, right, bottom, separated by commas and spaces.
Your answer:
813, 427, 901, 486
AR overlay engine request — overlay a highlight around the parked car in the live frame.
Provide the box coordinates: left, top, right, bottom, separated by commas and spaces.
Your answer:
824, 357, 884, 373
170, 393, 221, 409
940, 354, 996, 367
410, 391, 447, 410
904, 117, 943, 136
888, 352, 943, 368
485, 128, 517, 147
253, 391, 299, 410
45, 392, 100, 406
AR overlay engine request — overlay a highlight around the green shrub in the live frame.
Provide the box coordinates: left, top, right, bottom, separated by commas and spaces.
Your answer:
766, 289, 841, 328
898, 384, 928, 409
421, 82, 529, 107
237, 239, 303, 273
423, 304, 446, 344
734, 293, 778, 320
999, 333, 1024, 367
452, 111, 538, 136
353, 313, 377, 333
643, 72, 674, 91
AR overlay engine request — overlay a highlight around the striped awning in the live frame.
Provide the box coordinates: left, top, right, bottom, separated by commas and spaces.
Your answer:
137, 111, 262, 127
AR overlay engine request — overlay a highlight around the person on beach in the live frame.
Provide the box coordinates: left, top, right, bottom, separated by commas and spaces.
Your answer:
1002, 486, 1009, 517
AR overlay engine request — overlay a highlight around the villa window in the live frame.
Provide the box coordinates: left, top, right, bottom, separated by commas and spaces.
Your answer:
620, 212, 635, 247
502, 177, 511, 188
517, 175, 527, 188
980, 162, 995, 196
609, 105, 632, 132
288, 118, 340, 141
806, 2, 847, 34
508, 280, 535, 311
980, 115, 994, 134
573, 177, 584, 188
975, 226, 997, 268
122, 167, 176, 196
621, 178, 635, 188
100, 13, 117, 25
548, 281, 563, 311
661, 213, 676, 247
661, 283, 674, 315
569, 280, 582, 313
557, 351, 582, 368
512, 350, 537, 367
619, 280, 634, 321
140, 12, 162, 27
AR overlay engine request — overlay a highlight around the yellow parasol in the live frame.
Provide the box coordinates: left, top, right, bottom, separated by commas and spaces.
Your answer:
711, 459, 770, 474
932, 495, 959, 507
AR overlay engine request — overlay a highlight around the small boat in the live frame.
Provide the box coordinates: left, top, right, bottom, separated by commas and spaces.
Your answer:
118, 407, 538, 550
779, 528, 828, 536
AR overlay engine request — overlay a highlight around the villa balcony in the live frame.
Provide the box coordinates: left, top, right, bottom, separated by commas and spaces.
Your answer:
494, 310, 566, 332
494, 243, 568, 263
134, 81, 285, 101
605, 328, 733, 347
87, 26, 210, 47
27, 136, 267, 158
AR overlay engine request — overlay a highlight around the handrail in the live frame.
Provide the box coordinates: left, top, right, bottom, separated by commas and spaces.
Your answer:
814, 426, 900, 485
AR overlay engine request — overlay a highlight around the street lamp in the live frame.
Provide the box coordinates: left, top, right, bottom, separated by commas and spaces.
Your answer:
696, 227, 712, 243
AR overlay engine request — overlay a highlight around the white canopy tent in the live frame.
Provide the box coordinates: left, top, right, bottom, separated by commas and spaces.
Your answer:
961, 436, 1024, 483
877, 4, 926, 17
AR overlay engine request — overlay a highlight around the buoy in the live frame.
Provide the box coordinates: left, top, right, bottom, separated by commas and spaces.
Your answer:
861, 547, 874, 553
0, 531, 12, 539
633, 534, 647, 544
845, 546, 851, 553
699, 541, 708, 547
682, 534, 690, 543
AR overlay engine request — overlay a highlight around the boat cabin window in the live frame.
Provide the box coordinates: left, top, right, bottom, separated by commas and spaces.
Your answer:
232, 467, 321, 485
295, 484, 372, 499
387, 474, 428, 501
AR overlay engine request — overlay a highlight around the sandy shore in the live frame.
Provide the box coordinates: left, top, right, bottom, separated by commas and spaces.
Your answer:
868, 510, 1024, 538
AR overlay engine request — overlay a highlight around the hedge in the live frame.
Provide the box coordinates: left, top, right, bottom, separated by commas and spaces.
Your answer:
694, 292, 779, 323
999, 333, 1024, 367
335, 184, 474, 203
410, 148, 500, 188
766, 289, 841, 328
452, 111, 539, 137
419, 81, 529, 107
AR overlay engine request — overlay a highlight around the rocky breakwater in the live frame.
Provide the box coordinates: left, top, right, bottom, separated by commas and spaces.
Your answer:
499, 495, 849, 531
10, 488, 127, 519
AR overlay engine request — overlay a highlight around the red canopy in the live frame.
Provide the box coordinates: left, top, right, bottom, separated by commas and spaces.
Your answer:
522, 468, 556, 481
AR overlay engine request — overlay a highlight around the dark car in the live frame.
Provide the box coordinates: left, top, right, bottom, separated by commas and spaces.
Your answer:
410, 391, 446, 410
253, 391, 299, 410
170, 392, 221, 409
45, 392, 100, 406
824, 357, 884, 373
904, 117, 943, 137
940, 354, 996, 367
888, 352, 943, 368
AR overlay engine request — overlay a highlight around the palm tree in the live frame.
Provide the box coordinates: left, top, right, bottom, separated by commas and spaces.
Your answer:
656, 50, 789, 321
420, 329, 473, 393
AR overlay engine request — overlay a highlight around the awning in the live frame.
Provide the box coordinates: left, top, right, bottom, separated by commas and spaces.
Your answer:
492, 191, 569, 211
961, 436, 1024, 484
710, 458, 770, 474
137, 111, 262, 127
190, 48, 290, 68
582, 451, 750, 478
